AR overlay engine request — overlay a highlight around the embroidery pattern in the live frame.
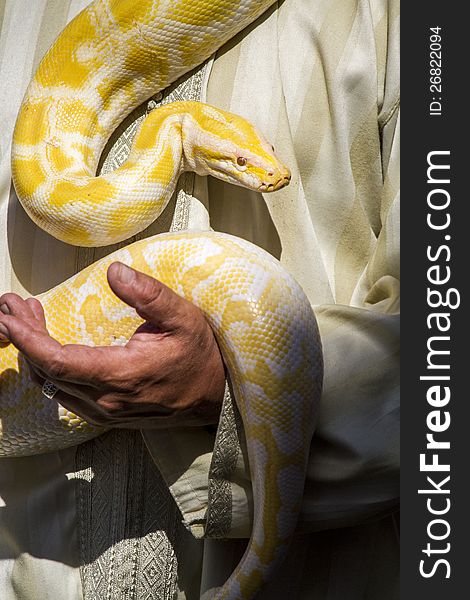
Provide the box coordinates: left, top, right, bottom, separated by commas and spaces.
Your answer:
205, 384, 244, 538
75, 431, 181, 600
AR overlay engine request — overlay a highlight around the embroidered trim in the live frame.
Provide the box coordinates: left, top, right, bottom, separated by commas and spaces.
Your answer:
75, 431, 180, 600
205, 383, 243, 538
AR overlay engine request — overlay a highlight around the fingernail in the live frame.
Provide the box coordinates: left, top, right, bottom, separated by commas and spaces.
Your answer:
0, 322, 10, 340
117, 263, 135, 284
0, 303, 10, 315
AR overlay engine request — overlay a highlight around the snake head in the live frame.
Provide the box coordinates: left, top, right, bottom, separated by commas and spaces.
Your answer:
182, 104, 291, 193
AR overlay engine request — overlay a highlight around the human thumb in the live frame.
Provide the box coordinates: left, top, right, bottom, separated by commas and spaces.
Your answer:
107, 262, 186, 331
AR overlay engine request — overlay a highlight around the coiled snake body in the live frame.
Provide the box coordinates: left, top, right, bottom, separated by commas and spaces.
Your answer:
2, 1, 323, 598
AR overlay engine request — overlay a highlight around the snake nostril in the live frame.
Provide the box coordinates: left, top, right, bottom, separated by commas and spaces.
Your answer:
268, 172, 273, 177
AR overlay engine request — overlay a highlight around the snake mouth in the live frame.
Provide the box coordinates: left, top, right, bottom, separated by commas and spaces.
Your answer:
208, 165, 291, 193
259, 173, 291, 193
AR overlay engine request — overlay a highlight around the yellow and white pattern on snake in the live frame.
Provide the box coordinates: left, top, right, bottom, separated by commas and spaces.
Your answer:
11, 0, 287, 247
0, 232, 323, 599
8, 1, 320, 597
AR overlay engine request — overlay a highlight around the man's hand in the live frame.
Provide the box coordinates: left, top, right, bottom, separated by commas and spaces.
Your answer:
0, 263, 226, 428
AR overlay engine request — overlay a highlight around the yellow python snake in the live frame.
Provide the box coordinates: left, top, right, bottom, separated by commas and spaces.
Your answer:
1, 1, 324, 598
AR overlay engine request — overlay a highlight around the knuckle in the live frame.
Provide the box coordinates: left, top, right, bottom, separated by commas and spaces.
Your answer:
137, 279, 166, 312
46, 348, 65, 379
91, 365, 144, 395
0, 292, 20, 305
102, 370, 140, 393
26, 297, 43, 313
0, 293, 21, 315
96, 396, 125, 417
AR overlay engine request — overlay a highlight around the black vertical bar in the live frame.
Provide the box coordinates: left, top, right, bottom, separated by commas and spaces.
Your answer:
402, 3, 468, 598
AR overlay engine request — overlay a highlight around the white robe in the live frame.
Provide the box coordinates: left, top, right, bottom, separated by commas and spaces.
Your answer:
0, 0, 400, 598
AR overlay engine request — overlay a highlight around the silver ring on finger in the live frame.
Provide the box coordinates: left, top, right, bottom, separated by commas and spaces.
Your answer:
42, 379, 59, 400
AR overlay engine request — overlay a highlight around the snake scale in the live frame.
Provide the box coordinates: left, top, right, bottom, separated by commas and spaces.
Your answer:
1, 1, 324, 598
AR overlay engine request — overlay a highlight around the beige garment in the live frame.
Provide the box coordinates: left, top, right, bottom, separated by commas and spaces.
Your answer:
0, 1, 400, 599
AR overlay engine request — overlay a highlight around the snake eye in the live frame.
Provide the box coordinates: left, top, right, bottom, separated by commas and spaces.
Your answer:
237, 157, 247, 167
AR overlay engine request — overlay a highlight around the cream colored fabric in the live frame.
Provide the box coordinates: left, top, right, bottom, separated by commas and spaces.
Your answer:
0, 0, 399, 599
146, 0, 400, 542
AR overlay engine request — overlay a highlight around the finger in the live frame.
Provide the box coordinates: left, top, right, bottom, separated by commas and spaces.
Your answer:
39, 343, 133, 385
46, 387, 111, 427
0, 302, 10, 342
0, 314, 41, 345
107, 262, 190, 332
0, 312, 132, 384
41, 382, 157, 427
0, 295, 33, 344
0, 293, 36, 321
28, 363, 96, 400
0, 312, 60, 364
28, 361, 175, 428
27, 365, 114, 424
25, 297, 47, 326
0, 327, 10, 345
